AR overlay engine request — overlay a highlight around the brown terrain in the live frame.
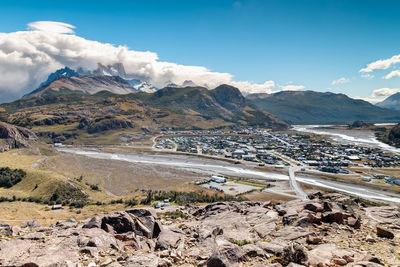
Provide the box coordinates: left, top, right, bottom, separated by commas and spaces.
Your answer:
0, 192, 399, 266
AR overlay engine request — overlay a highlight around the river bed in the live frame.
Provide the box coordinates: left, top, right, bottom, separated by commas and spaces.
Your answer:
292, 125, 400, 154
57, 147, 400, 203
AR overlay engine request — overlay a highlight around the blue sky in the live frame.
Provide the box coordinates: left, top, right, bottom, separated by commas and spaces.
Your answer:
0, 0, 400, 102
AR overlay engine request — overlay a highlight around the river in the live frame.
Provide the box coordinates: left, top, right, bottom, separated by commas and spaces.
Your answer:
292, 125, 400, 154
57, 147, 400, 203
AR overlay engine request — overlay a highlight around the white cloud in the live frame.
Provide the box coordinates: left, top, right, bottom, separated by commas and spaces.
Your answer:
0, 21, 284, 102
371, 87, 400, 98
27, 21, 75, 34
384, 70, 400, 79
354, 87, 400, 104
360, 54, 400, 72
331, 77, 349, 85
361, 73, 374, 79
279, 84, 305, 91
230, 80, 275, 94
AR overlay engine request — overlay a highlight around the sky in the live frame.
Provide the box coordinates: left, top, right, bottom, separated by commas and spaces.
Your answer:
0, 0, 400, 103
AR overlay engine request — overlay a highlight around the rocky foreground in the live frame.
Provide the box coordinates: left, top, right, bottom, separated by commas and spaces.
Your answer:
0, 193, 399, 266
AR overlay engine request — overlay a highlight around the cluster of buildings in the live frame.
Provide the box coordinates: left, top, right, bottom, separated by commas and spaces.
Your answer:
164, 132, 287, 166
155, 128, 400, 184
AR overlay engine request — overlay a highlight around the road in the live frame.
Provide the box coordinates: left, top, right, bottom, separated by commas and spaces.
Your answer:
289, 166, 308, 199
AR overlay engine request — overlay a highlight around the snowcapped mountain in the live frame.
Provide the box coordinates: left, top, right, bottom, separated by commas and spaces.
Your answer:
39, 67, 80, 88
92, 63, 127, 78
27, 63, 207, 99
181, 80, 197, 87
127, 79, 158, 93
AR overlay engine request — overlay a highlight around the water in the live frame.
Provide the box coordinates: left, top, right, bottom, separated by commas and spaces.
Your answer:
292, 125, 400, 154
58, 147, 400, 203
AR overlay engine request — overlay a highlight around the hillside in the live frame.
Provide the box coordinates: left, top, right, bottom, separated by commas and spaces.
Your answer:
376, 92, 400, 110
0, 85, 287, 144
388, 123, 400, 147
25, 75, 138, 98
0, 122, 37, 152
247, 90, 400, 124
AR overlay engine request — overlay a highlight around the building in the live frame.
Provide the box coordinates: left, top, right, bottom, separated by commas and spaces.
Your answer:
211, 175, 227, 183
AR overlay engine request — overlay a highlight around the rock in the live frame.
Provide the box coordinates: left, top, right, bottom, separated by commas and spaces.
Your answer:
333, 258, 347, 265
282, 243, 308, 265
304, 202, 324, 212
156, 228, 184, 250
101, 212, 136, 234
347, 216, 361, 228
366, 206, 400, 226
286, 264, 305, 267
83, 216, 102, 229
270, 226, 310, 241
306, 235, 322, 244
241, 244, 265, 257
368, 257, 383, 265
351, 261, 384, 267
0, 122, 37, 152
322, 211, 344, 224
125, 253, 159, 267
256, 241, 284, 256
206, 240, 244, 267
376, 226, 394, 239
20, 263, 39, 267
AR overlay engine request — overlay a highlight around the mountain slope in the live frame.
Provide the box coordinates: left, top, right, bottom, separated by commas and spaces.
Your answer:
25, 75, 138, 98
247, 91, 400, 124
376, 92, 400, 110
1, 85, 288, 144
127, 84, 286, 129
0, 121, 37, 152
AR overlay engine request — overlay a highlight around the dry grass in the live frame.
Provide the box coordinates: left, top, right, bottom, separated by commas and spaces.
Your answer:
244, 190, 296, 203
0, 201, 128, 226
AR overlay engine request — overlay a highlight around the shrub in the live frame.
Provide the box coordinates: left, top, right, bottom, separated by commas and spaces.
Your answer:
0, 167, 26, 188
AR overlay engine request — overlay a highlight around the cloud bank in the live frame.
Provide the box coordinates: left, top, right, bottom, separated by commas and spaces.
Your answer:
355, 87, 400, 104
279, 84, 305, 91
0, 21, 291, 102
384, 70, 400, 79
360, 54, 400, 73
331, 77, 349, 85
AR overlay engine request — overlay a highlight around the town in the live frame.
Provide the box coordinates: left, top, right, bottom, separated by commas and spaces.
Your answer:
154, 128, 400, 189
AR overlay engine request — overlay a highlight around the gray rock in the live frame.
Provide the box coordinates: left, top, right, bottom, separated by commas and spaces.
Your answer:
156, 228, 184, 250
125, 253, 160, 267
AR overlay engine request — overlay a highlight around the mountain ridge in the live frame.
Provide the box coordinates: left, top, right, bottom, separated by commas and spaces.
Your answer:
376, 92, 400, 110
246, 90, 400, 124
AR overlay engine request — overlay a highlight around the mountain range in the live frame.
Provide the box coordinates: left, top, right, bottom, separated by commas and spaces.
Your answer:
376, 92, 400, 110
3, 63, 398, 140
246, 90, 400, 124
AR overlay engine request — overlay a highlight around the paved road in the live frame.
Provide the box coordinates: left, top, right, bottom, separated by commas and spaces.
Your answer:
289, 166, 308, 199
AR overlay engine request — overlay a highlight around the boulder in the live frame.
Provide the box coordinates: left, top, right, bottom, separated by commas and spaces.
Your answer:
347, 216, 361, 228
376, 226, 394, 239
156, 228, 184, 250
304, 202, 324, 212
206, 240, 244, 267
282, 243, 308, 265
322, 211, 344, 224
256, 241, 285, 256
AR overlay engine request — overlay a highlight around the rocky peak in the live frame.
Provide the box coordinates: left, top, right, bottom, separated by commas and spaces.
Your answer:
37, 67, 80, 90
93, 62, 127, 78
212, 84, 246, 111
